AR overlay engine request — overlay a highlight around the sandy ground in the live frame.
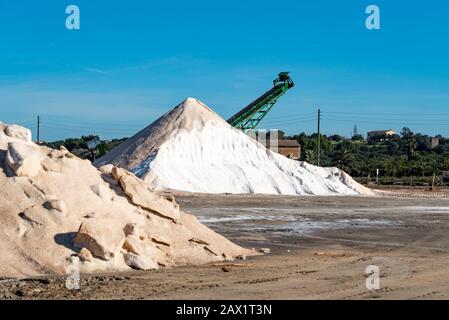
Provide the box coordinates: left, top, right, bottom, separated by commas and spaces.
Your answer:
2, 193, 449, 300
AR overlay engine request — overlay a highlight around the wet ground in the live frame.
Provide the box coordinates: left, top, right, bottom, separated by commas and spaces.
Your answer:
2, 193, 449, 299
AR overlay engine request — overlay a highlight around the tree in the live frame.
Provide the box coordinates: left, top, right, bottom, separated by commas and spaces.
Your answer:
399, 127, 417, 160
443, 155, 449, 170
401, 127, 414, 139
328, 134, 344, 142
304, 149, 317, 165
351, 134, 364, 142
336, 148, 354, 171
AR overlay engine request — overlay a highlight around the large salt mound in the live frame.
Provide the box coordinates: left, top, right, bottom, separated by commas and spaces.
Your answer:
0, 122, 251, 278
95, 98, 373, 196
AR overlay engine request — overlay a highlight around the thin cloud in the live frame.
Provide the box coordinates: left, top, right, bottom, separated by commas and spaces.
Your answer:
85, 67, 109, 75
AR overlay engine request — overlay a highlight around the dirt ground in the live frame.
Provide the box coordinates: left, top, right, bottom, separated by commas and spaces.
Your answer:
2, 193, 449, 300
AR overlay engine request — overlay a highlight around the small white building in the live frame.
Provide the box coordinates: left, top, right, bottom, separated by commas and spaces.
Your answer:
367, 129, 397, 143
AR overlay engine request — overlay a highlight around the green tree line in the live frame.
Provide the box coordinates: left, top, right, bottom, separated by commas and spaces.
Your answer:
288, 127, 449, 185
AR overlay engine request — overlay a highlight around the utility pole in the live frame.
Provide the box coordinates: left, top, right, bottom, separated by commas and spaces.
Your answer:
37, 115, 40, 144
317, 108, 321, 166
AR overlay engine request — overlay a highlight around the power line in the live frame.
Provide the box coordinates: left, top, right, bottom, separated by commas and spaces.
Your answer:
41, 124, 135, 135
262, 117, 316, 126
43, 118, 147, 128
43, 115, 154, 126
323, 117, 449, 126
42, 120, 146, 131
8, 107, 449, 142
322, 114, 449, 123
263, 112, 316, 121
323, 110, 449, 116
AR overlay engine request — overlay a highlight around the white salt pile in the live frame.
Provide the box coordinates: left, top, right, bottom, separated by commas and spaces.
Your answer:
96, 98, 373, 196
0, 123, 251, 278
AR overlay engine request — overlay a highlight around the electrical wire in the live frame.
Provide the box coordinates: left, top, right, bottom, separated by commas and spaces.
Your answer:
10, 108, 449, 139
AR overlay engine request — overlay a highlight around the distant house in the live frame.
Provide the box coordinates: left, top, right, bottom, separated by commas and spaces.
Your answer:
270, 139, 301, 160
431, 137, 440, 148
250, 129, 301, 160
367, 129, 397, 143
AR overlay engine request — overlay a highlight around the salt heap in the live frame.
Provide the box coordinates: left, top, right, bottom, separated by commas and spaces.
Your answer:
96, 98, 373, 196
0, 122, 251, 278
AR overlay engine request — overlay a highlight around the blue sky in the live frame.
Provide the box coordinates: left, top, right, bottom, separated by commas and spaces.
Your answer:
1, 0, 449, 141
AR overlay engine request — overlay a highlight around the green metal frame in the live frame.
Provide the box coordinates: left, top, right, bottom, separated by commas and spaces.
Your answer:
227, 72, 295, 131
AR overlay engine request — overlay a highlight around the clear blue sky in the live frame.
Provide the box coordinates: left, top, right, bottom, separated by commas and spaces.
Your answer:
1, 0, 449, 141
